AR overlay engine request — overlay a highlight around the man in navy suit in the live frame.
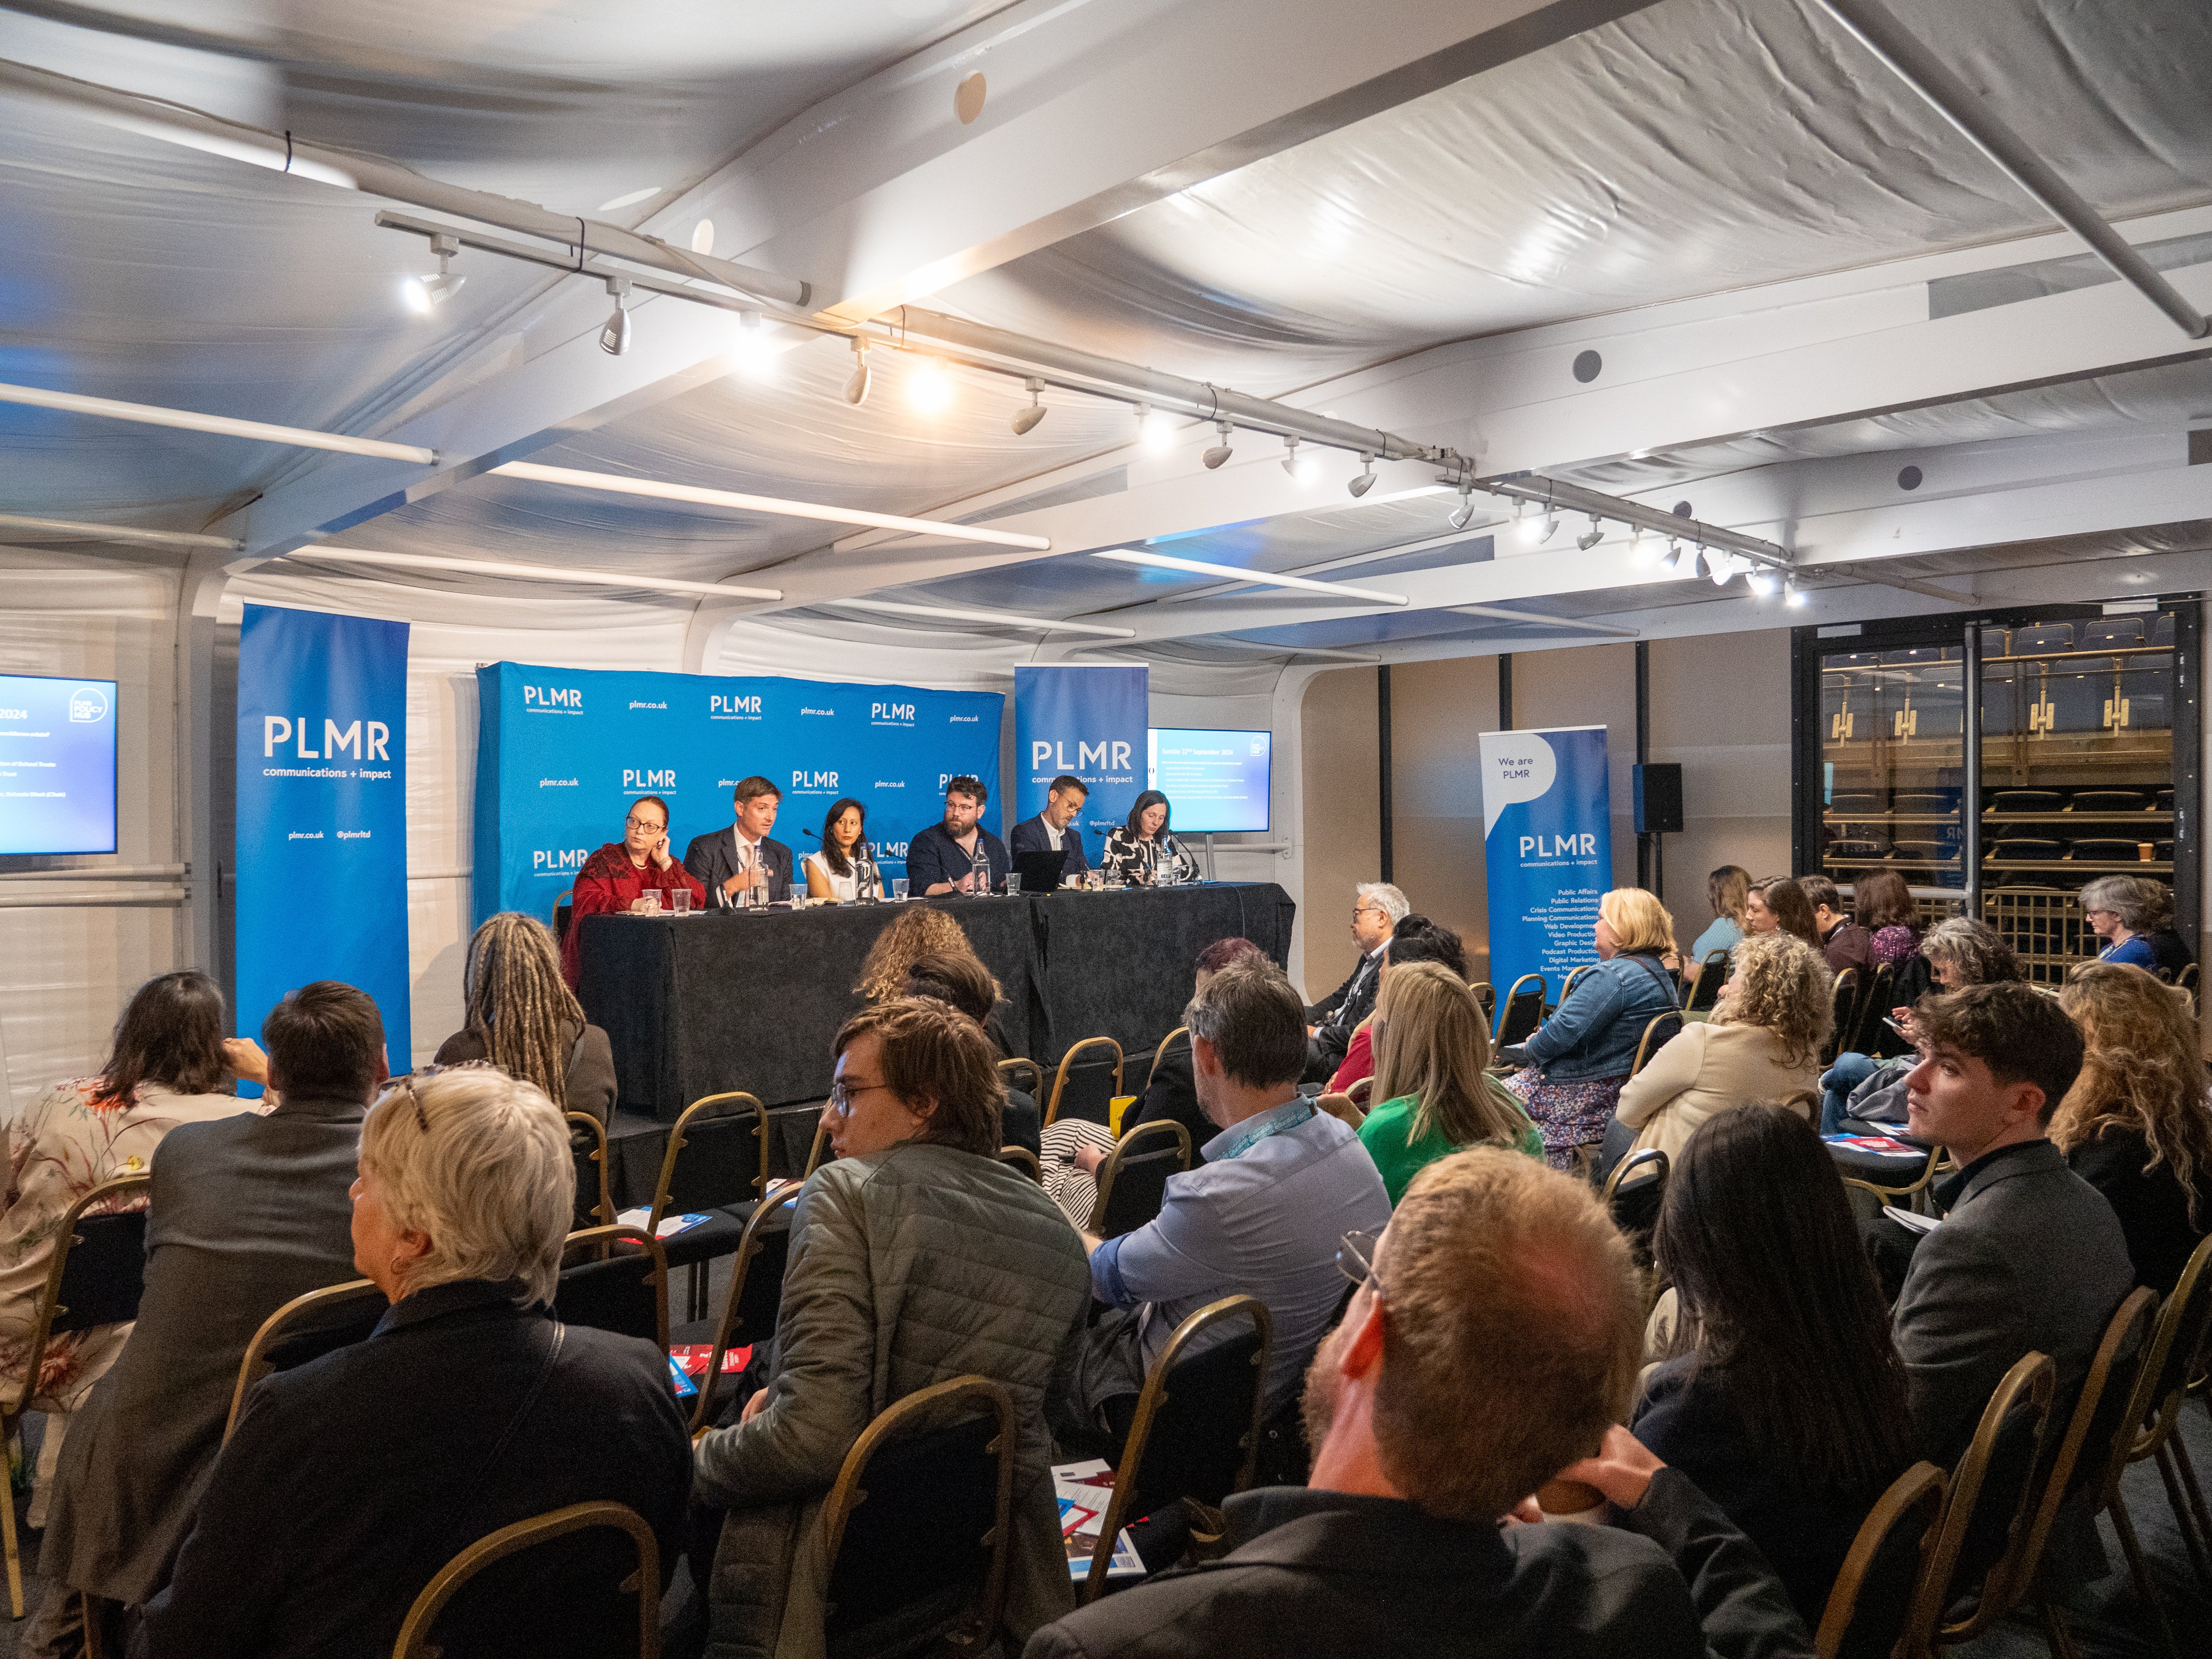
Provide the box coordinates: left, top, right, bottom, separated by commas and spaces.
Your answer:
1007, 774, 1092, 885
682, 776, 795, 908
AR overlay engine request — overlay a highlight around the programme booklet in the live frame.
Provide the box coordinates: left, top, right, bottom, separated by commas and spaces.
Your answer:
1054, 1459, 1145, 1582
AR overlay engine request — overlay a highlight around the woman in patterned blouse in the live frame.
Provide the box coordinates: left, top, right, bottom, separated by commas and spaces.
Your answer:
1100, 790, 1199, 886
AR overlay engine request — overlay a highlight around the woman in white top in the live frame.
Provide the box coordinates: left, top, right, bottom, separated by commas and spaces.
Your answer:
1100, 790, 1198, 886
803, 796, 881, 902
1612, 931, 1832, 1162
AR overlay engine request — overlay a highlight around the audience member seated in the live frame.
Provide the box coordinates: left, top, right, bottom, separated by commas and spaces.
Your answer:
1746, 876, 1820, 950
1818, 916, 2022, 1134
1684, 864, 1751, 992
853, 903, 982, 1004
2079, 873, 2161, 972
1888, 982, 2133, 1465
1325, 914, 1466, 1097
559, 794, 707, 986
1612, 933, 1830, 1164
1304, 882, 1407, 1081
138, 1066, 692, 1657
32, 981, 384, 1651
2128, 876, 2195, 981
2052, 962, 2212, 1294
1358, 962, 1540, 1203
434, 911, 617, 1123
1502, 889, 1681, 1172
1060, 960, 1390, 1443
1635, 1106, 1913, 1630
1799, 875, 1872, 978
1854, 868, 1927, 981
1025, 1150, 1816, 1659
691, 999, 1091, 1657
0, 973, 260, 1528
903, 949, 1040, 1156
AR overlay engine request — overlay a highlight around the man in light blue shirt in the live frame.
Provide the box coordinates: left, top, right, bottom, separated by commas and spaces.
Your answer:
1070, 960, 1391, 1434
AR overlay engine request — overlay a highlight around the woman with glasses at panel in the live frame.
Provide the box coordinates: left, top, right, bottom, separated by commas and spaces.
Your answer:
1101, 790, 1199, 887
559, 793, 707, 987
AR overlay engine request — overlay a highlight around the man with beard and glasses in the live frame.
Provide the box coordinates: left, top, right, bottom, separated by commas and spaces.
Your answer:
1025, 1149, 1815, 1659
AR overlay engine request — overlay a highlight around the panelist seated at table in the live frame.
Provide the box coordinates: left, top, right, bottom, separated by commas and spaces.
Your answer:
1007, 774, 1092, 885
560, 795, 707, 987
908, 774, 1010, 896
1101, 790, 1198, 886
684, 775, 795, 909
801, 796, 882, 902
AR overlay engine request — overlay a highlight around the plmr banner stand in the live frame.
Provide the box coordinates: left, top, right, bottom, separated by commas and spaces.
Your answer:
1479, 726, 1614, 992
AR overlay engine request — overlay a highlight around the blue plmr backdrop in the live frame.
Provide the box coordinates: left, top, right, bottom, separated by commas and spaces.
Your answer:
1479, 726, 1615, 990
1011, 665, 1147, 858
236, 605, 413, 1074
474, 663, 1003, 927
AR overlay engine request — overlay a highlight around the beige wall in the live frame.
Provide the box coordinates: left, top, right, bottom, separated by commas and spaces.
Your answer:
1387, 655, 1500, 983
1297, 668, 1380, 1004
1511, 643, 1641, 895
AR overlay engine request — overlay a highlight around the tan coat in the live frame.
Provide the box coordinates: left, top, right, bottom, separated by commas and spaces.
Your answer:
1612, 1022, 1820, 1162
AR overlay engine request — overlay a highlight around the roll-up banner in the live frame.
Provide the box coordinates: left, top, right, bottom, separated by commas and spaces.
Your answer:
236, 604, 413, 1075
1479, 725, 1614, 991
1011, 665, 1147, 859
473, 663, 1002, 928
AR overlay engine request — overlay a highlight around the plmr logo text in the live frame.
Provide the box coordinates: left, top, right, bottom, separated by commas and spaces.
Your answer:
263, 716, 391, 760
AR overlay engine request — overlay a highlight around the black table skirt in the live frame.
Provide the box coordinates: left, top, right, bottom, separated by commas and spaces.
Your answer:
578, 883, 1295, 1120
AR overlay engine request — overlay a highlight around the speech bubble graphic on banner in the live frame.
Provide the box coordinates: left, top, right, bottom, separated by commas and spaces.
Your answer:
1482, 732, 1556, 814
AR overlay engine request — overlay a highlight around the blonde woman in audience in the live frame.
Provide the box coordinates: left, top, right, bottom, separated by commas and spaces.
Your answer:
1614, 932, 1831, 1163
1502, 889, 1682, 1171
1358, 962, 1541, 1204
1683, 865, 1751, 990
0, 973, 259, 1527
433, 911, 617, 1121
2053, 962, 2212, 1293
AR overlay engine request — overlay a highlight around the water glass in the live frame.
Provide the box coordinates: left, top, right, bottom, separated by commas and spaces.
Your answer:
892, 878, 910, 901
1005, 873, 1023, 896
671, 888, 691, 914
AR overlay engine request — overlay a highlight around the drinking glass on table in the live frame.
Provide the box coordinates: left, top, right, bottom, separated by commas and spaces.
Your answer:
671, 888, 691, 915
891, 878, 909, 901
1005, 873, 1023, 896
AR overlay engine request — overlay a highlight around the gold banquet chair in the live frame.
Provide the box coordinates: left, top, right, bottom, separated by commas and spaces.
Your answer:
393, 1501, 661, 1659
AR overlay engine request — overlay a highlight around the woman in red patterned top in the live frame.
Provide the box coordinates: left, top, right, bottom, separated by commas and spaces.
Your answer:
559, 795, 707, 987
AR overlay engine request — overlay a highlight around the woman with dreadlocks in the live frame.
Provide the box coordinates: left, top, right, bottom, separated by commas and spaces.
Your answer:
434, 912, 619, 1122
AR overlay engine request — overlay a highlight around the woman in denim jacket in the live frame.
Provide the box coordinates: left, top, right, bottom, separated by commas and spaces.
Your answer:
1504, 889, 1682, 1170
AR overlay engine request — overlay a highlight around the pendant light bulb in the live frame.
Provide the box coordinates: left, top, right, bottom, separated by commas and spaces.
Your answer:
1201, 421, 1235, 470
842, 338, 871, 406
1011, 377, 1047, 435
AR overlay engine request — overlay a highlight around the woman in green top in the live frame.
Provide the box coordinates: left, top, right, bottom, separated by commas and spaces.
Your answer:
1359, 960, 1543, 1204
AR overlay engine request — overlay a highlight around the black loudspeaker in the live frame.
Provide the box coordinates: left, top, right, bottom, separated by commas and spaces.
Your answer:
1633, 763, 1684, 835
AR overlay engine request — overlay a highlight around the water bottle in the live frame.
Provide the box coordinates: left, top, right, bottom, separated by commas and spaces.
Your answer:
857, 841, 882, 901
970, 841, 990, 896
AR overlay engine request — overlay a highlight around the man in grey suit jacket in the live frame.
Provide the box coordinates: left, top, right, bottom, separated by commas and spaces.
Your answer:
1889, 982, 2133, 1465
33, 981, 384, 1641
682, 776, 795, 909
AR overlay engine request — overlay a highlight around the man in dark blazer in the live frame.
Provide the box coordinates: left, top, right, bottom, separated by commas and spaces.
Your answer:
1025, 1149, 1813, 1659
1889, 982, 2134, 1464
1302, 881, 1405, 1080
1007, 774, 1091, 885
683, 776, 794, 909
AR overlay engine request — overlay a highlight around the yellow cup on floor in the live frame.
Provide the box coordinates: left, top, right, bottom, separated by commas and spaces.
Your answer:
1109, 1095, 1138, 1137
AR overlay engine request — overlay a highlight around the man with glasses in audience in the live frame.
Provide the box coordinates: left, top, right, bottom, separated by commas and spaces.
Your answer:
1058, 959, 1389, 1453
1026, 1149, 1814, 1658
1304, 882, 1408, 1081
559, 793, 707, 987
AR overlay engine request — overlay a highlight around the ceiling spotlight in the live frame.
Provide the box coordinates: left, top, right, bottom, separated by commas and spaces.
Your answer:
1281, 436, 1317, 482
402, 233, 466, 316
1666, 539, 1692, 575
1747, 567, 1779, 597
1011, 378, 1047, 436
907, 357, 953, 413
728, 309, 775, 374
1522, 510, 1558, 546
1348, 454, 1378, 498
1630, 526, 1662, 566
1201, 421, 1235, 469
598, 274, 632, 357
1709, 549, 1737, 586
1136, 403, 1176, 453
1447, 483, 1476, 530
1575, 518, 1604, 551
1784, 580, 1808, 608
843, 338, 871, 406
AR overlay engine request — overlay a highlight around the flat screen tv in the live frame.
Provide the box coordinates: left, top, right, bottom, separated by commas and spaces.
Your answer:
1147, 727, 1271, 833
0, 673, 118, 854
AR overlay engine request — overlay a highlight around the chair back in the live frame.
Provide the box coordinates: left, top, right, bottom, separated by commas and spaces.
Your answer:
2178, 960, 2200, 1014
1684, 949, 1733, 1013
995, 1145, 1042, 1183
1630, 1011, 1682, 1077
1149, 1026, 1189, 1083
1469, 981, 1496, 1021
1493, 974, 1547, 1048
649, 1091, 768, 1232
1848, 961, 1895, 1053
1894, 1351, 2058, 1654
2093, 1234, 2212, 1511
568, 1112, 613, 1231
1313, 1092, 1363, 1131
1825, 968, 1860, 1064
819, 1377, 1016, 1656
1776, 1089, 1819, 1124
689, 1190, 801, 1431
556, 1226, 669, 1354
1086, 1119, 1192, 1237
1045, 1036, 1125, 1126
1558, 963, 1598, 1004
227, 1278, 390, 1443
9, 1176, 151, 1437
1601, 1148, 1669, 1241
1346, 1074, 1373, 1107
1813, 1461, 1946, 1659
392, 1500, 661, 1659
804, 1115, 832, 1178
1081, 1297, 1272, 1602
995, 1057, 1041, 1099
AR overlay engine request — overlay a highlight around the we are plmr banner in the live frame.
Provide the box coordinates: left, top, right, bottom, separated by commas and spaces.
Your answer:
1479, 725, 1614, 991
236, 604, 412, 1074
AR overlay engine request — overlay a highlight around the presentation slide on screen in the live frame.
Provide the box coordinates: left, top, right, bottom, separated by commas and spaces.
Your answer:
1147, 728, 1271, 833
0, 673, 117, 855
